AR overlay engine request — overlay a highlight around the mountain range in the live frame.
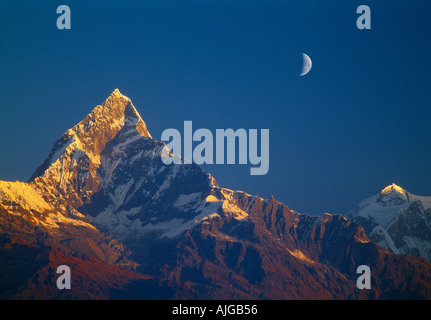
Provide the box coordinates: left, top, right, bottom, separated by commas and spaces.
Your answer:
1, 89, 430, 299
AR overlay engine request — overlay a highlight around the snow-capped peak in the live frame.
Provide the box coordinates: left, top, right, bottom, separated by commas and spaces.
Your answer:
381, 183, 407, 197
348, 184, 431, 229
29, 89, 151, 181
377, 183, 409, 206
102, 88, 152, 139
378, 183, 431, 210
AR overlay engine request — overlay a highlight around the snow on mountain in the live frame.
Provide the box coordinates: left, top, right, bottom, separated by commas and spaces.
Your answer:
0, 89, 160, 272
348, 183, 431, 261
21, 89, 245, 243
2, 89, 431, 299
30, 89, 151, 181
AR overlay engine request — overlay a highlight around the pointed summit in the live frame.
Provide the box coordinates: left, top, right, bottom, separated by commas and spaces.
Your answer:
104, 88, 131, 108
29, 89, 151, 181
96, 88, 151, 139
111, 88, 125, 97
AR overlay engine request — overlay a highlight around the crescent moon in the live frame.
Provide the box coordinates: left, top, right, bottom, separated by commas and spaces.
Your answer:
300, 53, 312, 76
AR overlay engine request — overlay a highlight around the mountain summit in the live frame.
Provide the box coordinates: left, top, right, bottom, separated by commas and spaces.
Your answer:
1, 90, 431, 299
30, 89, 151, 181
348, 184, 431, 261
381, 183, 408, 196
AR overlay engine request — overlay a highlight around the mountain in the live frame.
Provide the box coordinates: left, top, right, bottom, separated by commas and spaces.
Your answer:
348, 183, 431, 261
1, 89, 431, 299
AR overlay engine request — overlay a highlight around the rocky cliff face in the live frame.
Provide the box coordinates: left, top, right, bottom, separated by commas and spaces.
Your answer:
1, 90, 431, 299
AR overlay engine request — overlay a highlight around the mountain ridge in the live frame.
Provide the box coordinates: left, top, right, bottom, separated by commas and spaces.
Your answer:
1, 89, 431, 299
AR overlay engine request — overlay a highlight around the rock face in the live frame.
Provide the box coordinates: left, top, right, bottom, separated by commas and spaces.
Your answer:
348, 183, 431, 262
1, 89, 431, 299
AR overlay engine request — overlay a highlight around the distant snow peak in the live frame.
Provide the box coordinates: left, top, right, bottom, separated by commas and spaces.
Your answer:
381, 183, 407, 196
377, 183, 431, 209
349, 184, 431, 261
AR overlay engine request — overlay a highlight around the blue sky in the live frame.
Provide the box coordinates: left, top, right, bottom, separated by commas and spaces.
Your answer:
0, 0, 430, 216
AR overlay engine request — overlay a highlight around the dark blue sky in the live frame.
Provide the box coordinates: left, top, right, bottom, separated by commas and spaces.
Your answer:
0, 0, 430, 216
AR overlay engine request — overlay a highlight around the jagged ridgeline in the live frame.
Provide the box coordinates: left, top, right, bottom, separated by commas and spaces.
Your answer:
1, 89, 431, 299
